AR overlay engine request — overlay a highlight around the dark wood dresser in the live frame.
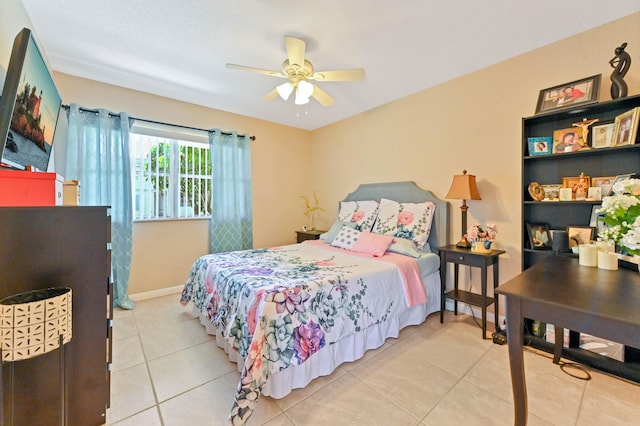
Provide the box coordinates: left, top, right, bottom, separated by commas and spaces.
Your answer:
0, 206, 112, 425
296, 229, 325, 243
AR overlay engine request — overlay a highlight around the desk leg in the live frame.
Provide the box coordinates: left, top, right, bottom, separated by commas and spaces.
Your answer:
493, 261, 499, 332
440, 255, 446, 323
481, 264, 487, 339
453, 263, 459, 316
505, 296, 527, 426
553, 326, 564, 364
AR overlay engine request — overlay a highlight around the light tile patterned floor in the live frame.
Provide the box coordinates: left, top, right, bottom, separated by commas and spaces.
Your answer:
106, 294, 640, 425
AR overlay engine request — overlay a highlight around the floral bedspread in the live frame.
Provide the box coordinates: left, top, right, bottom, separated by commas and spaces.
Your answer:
180, 242, 422, 425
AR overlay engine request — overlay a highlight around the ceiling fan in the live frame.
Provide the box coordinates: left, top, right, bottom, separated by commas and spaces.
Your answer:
226, 36, 365, 107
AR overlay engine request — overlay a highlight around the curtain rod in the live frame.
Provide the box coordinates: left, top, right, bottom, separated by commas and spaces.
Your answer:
61, 104, 256, 141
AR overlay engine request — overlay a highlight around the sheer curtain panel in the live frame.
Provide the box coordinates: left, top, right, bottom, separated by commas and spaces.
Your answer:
65, 104, 136, 309
208, 129, 253, 253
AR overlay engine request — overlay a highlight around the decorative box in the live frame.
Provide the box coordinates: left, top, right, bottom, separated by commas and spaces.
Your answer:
0, 170, 57, 206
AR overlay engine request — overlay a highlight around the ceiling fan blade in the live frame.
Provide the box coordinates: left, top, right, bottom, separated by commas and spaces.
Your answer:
310, 84, 335, 107
226, 63, 286, 78
311, 68, 366, 82
284, 36, 306, 69
263, 88, 279, 101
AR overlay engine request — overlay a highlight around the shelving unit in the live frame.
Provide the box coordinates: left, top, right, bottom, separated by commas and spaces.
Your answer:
521, 94, 640, 380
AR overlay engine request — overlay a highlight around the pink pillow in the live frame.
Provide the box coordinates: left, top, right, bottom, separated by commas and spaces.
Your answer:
351, 232, 395, 257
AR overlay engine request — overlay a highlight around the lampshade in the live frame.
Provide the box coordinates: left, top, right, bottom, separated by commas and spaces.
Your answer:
295, 80, 314, 105
276, 82, 294, 101
445, 170, 481, 201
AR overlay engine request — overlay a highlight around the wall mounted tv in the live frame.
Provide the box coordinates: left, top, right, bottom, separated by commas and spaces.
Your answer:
0, 27, 62, 172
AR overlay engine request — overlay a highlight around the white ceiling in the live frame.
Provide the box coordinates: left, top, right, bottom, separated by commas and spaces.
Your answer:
20, 0, 640, 131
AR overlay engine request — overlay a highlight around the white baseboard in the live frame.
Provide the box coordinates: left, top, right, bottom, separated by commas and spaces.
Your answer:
130, 285, 183, 302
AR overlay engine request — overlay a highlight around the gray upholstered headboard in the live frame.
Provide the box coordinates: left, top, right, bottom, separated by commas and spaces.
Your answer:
341, 181, 450, 253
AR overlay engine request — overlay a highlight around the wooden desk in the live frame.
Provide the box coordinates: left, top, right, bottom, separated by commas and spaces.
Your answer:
496, 256, 640, 425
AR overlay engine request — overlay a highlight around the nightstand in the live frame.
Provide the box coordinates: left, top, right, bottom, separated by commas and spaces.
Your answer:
439, 244, 505, 339
296, 229, 326, 243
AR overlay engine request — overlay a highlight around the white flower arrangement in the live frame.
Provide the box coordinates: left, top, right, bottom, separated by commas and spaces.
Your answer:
597, 178, 640, 256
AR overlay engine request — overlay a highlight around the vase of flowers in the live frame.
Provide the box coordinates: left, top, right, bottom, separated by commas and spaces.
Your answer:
465, 224, 497, 253
597, 178, 640, 269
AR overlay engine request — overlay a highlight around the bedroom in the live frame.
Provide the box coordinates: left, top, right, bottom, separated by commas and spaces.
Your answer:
2, 1, 640, 424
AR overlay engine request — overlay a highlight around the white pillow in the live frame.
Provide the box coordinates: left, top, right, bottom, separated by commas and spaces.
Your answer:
337, 200, 379, 232
330, 226, 361, 250
372, 198, 435, 250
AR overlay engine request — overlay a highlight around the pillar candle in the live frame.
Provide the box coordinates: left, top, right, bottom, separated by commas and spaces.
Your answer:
579, 244, 597, 267
597, 251, 618, 270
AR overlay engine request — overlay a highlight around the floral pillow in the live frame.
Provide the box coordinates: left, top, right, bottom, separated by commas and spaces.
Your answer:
372, 198, 435, 250
337, 200, 379, 232
330, 226, 361, 250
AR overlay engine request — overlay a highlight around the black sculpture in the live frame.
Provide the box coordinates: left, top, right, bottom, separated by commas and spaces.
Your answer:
609, 42, 631, 99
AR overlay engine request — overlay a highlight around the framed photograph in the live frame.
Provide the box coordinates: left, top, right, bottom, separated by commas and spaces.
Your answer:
591, 176, 616, 196
562, 175, 590, 200
559, 188, 572, 201
590, 204, 605, 236
609, 173, 636, 194
591, 123, 615, 148
526, 223, 552, 250
541, 184, 561, 201
535, 74, 601, 114
567, 226, 596, 248
612, 107, 640, 146
553, 127, 586, 153
527, 137, 552, 156
587, 186, 602, 201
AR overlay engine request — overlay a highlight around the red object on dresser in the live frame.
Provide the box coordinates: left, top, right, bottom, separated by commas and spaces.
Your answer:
0, 169, 57, 206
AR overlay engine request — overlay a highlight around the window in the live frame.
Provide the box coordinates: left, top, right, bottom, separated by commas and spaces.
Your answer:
130, 124, 211, 220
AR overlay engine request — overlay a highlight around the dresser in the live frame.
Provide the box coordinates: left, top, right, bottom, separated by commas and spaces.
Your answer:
0, 206, 111, 425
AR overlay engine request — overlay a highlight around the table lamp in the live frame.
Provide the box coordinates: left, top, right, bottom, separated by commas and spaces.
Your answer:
446, 170, 481, 248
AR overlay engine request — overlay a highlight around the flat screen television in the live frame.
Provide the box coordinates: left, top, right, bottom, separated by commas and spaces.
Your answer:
0, 27, 62, 172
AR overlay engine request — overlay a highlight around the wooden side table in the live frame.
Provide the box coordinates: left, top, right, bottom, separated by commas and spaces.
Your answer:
296, 229, 326, 243
439, 244, 505, 339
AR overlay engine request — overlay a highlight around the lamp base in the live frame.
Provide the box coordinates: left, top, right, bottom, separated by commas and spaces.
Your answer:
456, 237, 471, 249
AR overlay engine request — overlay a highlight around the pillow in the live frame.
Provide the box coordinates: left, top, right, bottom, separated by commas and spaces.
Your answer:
337, 200, 379, 232
387, 237, 425, 259
320, 220, 358, 243
330, 226, 361, 250
352, 232, 395, 257
372, 198, 436, 250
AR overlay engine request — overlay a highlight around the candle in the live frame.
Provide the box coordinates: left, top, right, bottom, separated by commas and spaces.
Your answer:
596, 241, 615, 253
579, 244, 598, 267
597, 251, 618, 270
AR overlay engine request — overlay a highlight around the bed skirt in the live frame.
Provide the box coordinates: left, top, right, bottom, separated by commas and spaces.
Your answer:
193, 270, 441, 399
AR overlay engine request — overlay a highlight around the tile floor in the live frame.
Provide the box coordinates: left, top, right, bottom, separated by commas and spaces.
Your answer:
107, 294, 640, 425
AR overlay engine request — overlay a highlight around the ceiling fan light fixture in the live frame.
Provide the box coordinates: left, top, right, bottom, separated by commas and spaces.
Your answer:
276, 82, 294, 100
298, 80, 314, 98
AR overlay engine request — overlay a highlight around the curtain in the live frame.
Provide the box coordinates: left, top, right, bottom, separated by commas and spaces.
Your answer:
208, 129, 253, 252
65, 104, 136, 309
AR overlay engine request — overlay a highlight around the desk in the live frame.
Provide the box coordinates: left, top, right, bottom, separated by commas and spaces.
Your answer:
439, 245, 505, 339
496, 256, 640, 425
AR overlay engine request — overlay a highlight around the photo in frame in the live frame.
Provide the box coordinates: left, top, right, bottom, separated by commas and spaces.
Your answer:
553, 127, 586, 153
587, 186, 602, 201
609, 173, 636, 194
591, 123, 615, 148
591, 176, 616, 196
526, 223, 552, 250
567, 226, 596, 248
541, 184, 561, 201
527, 137, 552, 156
535, 74, 601, 114
562, 175, 590, 200
612, 107, 640, 146
590, 204, 605, 236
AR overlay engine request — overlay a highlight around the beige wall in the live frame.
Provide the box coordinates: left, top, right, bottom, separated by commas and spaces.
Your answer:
311, 13, 640, 301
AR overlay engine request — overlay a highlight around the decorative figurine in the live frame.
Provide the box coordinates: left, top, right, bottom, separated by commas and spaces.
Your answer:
572, 118, 599, 149
609, 42, 631, 99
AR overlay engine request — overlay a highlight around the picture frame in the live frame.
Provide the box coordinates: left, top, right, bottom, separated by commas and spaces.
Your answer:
567, 225, 596, 248
526, 223, 552, 250
562, 175, 590, 200
610, 173, 636, 194
527, 137, 552, 156
591, 176, 616, 196
541, 184, 561, 201
591, 123, 615, 148
590, 204, 605, 236
559, 188, 573, 201
587, 186, 602, 201
612, 107, 640, 146
535, 74, 601, 114
553, 127, 586, 153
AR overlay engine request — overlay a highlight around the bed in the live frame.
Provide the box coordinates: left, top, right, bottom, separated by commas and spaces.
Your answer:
180, 181, 449, 425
